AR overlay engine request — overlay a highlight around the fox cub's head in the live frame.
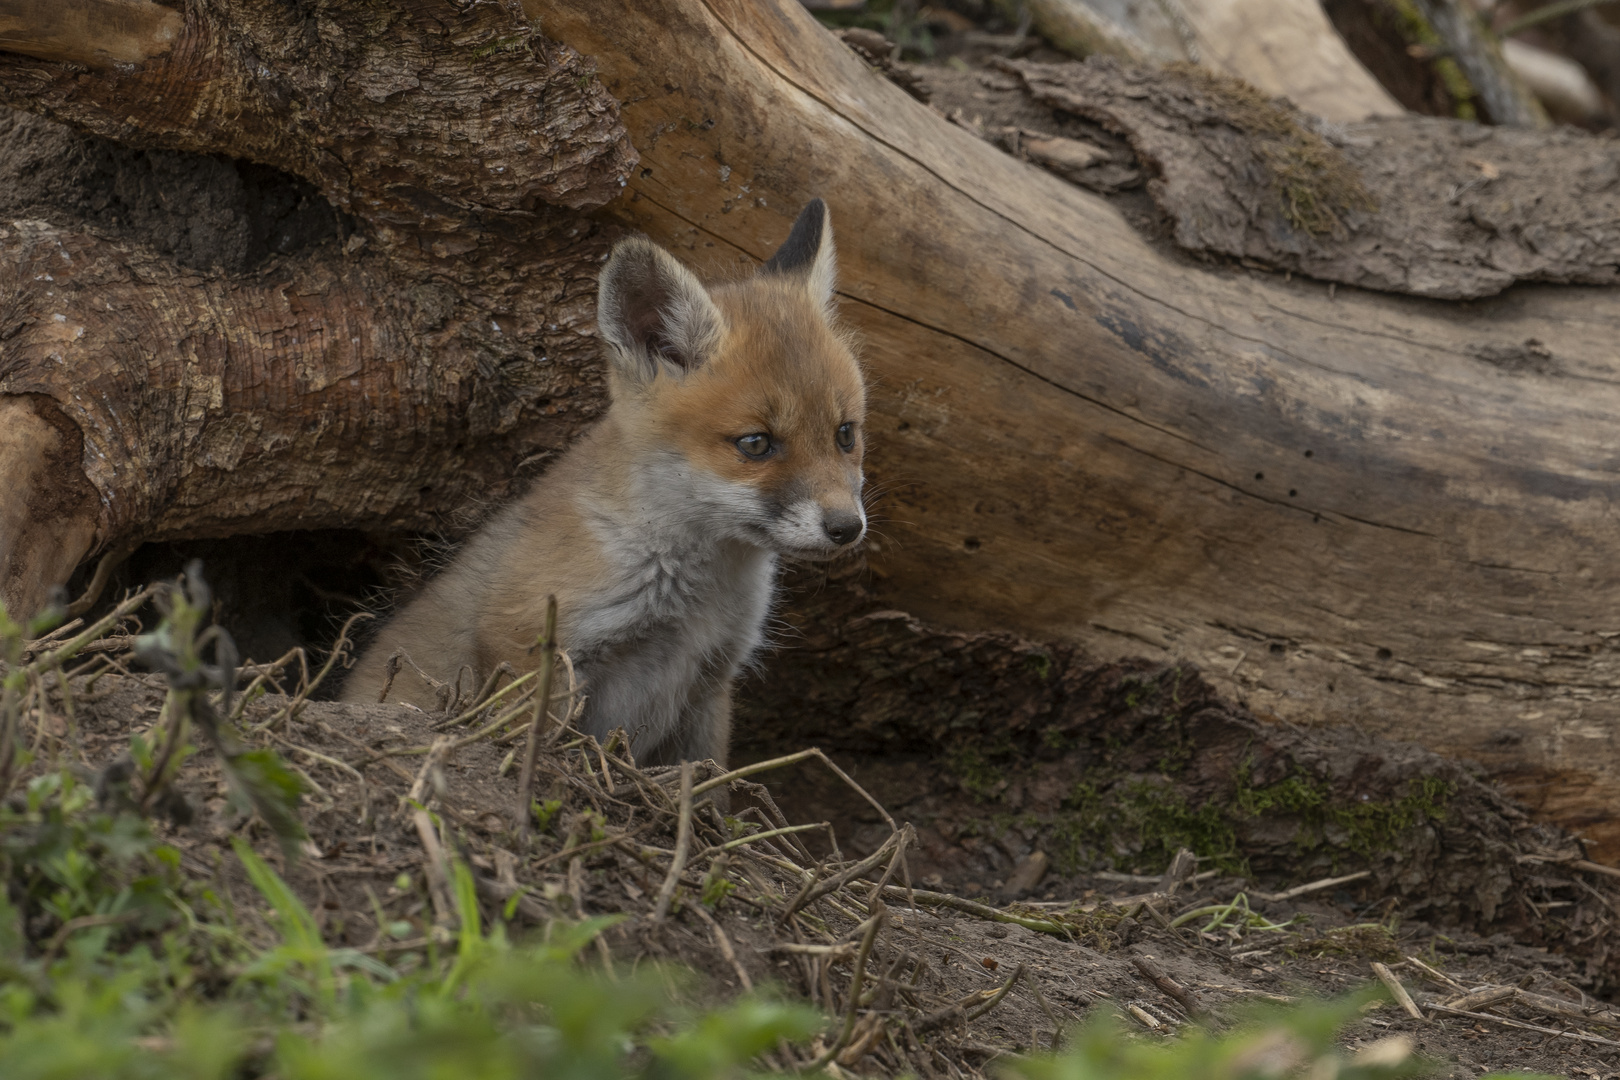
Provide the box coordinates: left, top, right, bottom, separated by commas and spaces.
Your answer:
596, 199, 867, 558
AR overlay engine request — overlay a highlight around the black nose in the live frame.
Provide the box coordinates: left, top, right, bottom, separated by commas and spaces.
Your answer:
823, 511, 864, 546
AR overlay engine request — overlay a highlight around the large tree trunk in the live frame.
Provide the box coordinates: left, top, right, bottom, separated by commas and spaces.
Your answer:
4, 0, 1620, 856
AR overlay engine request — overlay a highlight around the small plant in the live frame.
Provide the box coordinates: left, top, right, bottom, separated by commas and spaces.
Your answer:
1005, 991, 1556, 1080
0, 570, 826, 1079
133, 562, 306, 859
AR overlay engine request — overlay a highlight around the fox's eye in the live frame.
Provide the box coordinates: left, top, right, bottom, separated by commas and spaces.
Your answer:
835, 422, 856, 452
736, 433, 773, 459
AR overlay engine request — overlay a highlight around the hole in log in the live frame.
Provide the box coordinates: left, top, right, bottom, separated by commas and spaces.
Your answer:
1376, 647, 1394, 660
963, 537, 982, 552
1254, 472, 1265, 480
74, 530, 411, 674
0, 108, 351, 274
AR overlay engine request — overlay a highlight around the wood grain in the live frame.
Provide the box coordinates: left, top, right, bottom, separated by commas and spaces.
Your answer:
0, 0, 183, 68
534, 0, 1620, 856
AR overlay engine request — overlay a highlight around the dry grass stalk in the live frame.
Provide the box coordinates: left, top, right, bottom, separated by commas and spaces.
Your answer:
1426, 1003, 1620, 1049
514, 594, 558, 838
1403, 954, 1467, 993
1370, 961, 1424, 1021
653, 760, 695, 923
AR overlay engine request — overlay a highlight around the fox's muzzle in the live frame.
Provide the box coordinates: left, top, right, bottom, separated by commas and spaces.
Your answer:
822, 509, 864, 546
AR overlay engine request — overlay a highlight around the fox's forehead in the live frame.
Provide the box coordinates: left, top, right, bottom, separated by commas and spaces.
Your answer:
700, 278, 865, 426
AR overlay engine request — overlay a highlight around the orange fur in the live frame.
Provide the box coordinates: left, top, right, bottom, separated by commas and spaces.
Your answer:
341, 200, 865, 768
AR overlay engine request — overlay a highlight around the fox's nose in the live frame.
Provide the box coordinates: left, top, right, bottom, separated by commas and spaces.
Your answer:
823, 511, 864, 546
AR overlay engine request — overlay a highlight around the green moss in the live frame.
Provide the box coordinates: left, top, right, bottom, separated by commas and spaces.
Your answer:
1168, 64, 1379, 236
945, 744, 1009, 801
1236, 767, 1453, 865
1386, 0, 1479, 120
961, 756, 1454, 882
1120, 675, 1156, 710
1032, 779, 1243, 877
1027, 652, 1053, 681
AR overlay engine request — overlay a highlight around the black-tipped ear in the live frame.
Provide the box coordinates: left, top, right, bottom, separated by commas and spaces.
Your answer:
760, 198, 836, 310
597, 238, 724, 383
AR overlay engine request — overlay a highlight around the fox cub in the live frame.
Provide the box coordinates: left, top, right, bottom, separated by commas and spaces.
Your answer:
341, 200, 867, 767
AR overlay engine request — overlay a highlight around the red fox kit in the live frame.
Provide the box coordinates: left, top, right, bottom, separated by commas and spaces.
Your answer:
341, 200, 866, 767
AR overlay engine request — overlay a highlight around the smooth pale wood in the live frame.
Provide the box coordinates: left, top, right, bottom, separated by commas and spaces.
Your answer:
533, 0, 1620, 857
1174, 0, 1404, 119
0, 397, 99, 620
989, 0, 1154, 63
0, 0, 182, 67
997, 0, 1402, 121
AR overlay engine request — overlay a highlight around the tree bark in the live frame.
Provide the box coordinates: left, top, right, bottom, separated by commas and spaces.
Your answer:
3, 0, 1620, 857
0, 0, 635, 616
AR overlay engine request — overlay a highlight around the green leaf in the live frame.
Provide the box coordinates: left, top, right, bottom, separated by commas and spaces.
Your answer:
653, 996, 823, 1079
231, 837, 334, 1012
222, 749, 306, 861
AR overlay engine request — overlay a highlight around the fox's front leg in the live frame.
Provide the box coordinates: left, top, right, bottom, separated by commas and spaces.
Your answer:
672, 684, 733, 770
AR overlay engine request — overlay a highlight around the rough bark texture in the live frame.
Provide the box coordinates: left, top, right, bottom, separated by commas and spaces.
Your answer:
1007, 58, 1620, 299
5, 0, 1620, 860
0, 0, 633, 224
0, 0, 636, 616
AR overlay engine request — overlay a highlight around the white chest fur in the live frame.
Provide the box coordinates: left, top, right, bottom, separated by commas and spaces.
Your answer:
569, 472, 778, 759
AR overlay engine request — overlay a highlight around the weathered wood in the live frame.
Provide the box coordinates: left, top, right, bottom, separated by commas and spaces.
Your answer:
1173, 0, 1404, 120
1007, 58, 1620, 298
996, 0, 1404, 121
989, 0, 1155, 63
0, 396, 99, 617
530, 0, 1620, 857
0, 0, 635, 229
0, 215, 611, 610
3, 0, 1620, 858
0, 0, 183, 68
0, 0, 634, 616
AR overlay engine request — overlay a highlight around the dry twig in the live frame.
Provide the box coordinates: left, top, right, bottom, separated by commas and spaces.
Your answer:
514, 595, 558, 838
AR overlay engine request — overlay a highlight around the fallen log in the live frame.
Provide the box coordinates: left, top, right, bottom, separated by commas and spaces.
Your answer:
1, 0, 1620, 857
1000, 58, 1620, 298
541, 0, 1620, 858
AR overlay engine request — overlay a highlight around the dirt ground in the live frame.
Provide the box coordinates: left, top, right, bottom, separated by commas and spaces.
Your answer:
41, 625, 1620, 1079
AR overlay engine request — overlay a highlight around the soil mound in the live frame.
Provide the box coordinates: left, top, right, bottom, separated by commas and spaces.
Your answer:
15, 583, 1620, 1077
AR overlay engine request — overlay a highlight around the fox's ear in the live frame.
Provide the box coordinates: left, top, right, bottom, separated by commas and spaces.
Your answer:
597, 238, 724, 382
760, 198, 836, 311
